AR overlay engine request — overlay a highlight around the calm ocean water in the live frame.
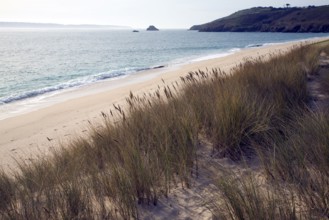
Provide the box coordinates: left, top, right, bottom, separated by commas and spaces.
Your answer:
0, 29, 328, 116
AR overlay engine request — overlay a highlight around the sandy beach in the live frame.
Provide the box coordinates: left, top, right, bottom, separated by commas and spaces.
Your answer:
0, 38, 327, 171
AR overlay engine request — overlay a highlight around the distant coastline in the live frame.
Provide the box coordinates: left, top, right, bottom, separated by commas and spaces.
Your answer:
190, 5, 329, 33
0, 22, 130, 29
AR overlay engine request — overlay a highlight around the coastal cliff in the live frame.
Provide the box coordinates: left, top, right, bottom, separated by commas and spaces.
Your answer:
190, 5, 329, 32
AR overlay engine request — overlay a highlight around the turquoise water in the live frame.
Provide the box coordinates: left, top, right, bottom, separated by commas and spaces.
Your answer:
0, 29, 328, 106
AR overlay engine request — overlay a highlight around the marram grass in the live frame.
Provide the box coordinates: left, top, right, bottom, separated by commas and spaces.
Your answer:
0, 40, 329, 219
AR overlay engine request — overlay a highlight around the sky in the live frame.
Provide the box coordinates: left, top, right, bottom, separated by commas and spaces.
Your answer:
0, 0, 328, 28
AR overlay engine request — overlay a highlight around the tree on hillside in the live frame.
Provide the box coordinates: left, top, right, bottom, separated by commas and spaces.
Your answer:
286, 3, 291, 8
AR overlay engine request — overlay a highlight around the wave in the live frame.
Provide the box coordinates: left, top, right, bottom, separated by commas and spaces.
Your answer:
0, 67, 149, 105
245, 43, 265, 48
191, 48, 241, 62
246, 41, 293, 48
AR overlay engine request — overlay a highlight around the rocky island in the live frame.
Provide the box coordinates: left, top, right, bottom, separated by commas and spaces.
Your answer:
190, 5, 329, 32
146, 25, 159, 31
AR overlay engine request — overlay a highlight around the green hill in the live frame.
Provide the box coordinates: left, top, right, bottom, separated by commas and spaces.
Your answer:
190, 5, 329, 32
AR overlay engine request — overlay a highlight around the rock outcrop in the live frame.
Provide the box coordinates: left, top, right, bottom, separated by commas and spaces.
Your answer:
146, 25, 159, 31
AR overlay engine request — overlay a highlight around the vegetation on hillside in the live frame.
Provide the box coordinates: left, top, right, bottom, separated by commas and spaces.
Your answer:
190, 5, 329, 32
0, 40, 329, 219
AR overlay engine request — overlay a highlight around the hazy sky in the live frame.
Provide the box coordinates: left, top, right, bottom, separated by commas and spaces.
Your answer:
0, 0, 328, 28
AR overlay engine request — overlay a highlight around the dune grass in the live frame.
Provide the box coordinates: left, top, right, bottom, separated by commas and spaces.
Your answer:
181, 45, 311, 160
0, 40, 329, 219
210, 41, 329, 219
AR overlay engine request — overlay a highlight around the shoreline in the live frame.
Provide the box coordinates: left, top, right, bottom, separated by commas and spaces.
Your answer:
0, 52, 229, 121
1, 37, 328, 170
1, 35, 327, 121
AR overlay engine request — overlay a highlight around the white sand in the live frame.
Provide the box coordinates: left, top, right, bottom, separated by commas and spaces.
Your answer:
0, 38, 327, 171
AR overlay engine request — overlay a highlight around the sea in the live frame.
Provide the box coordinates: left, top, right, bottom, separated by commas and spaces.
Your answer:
0, 29, 328, 119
